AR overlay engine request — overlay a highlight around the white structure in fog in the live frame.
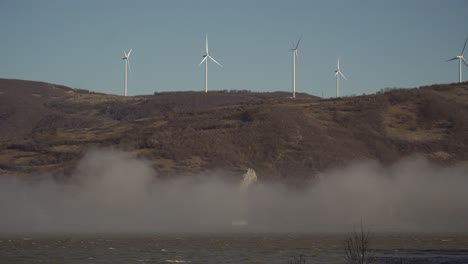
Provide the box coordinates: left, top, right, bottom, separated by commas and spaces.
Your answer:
232, 168, 258, 227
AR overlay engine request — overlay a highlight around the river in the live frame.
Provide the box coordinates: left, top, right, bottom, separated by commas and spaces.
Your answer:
1, 233, 467, 264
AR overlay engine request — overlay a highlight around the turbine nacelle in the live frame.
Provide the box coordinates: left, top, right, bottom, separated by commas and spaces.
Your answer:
335, 70, 347, 79
123, 48, 132, 60
290, 37, 301, 60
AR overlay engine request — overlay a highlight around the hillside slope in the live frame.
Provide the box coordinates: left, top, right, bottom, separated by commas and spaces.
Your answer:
1, 79, 468, 180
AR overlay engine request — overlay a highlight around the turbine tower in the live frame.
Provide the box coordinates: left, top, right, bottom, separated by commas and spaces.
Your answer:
122, 48, 132, 96
334, 57, 347, 98
199, 34, 222, 93
447, 34, 468, 83
290, 38, 301, 98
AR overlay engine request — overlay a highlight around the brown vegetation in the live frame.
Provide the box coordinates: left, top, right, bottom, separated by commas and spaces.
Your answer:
1, 78, 468, 180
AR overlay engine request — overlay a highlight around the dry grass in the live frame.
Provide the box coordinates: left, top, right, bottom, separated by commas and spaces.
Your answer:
1, 79, 468, 178
383, 103, 447, 141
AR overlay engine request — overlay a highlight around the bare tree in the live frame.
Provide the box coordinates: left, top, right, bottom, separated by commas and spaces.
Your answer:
344, 222, 372, 264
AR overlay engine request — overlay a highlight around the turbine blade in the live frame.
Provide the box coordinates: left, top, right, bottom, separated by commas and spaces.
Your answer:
335, 72, 338, 77
205, 33, 208, 54
447, 57, 458, 62
463, 57, 468, 67
208, 55, 222, 67
199, 56, 207, 66
340, 71, 347, 80
123, 50, 128, 58
127, 48, 132, 57
295, 36, 302, 49
462, 34, 468, 55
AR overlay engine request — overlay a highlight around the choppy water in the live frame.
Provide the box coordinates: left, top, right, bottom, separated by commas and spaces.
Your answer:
1, 233, 467, 264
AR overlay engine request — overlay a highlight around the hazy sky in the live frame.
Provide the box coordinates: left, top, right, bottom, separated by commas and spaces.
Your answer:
1, 0, 467, 97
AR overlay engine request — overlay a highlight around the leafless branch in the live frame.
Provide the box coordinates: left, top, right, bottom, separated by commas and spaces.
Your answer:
344, 222, 372, 264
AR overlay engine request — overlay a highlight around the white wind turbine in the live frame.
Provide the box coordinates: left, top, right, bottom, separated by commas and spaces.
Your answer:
447, 34, 468, 83
122, 48, 132, 96
290, 38, 301, 98
334, 57, 347, 98
199, 34, 222, 93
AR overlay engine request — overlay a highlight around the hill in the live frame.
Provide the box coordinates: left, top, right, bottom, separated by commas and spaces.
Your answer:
1, 78, 468, 181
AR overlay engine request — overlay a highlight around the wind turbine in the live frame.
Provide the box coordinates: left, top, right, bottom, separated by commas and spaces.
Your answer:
334, 57, 347, 98
447, 34, 468, 83
290, 37, 301, 98
122, 48, 132, 96
199, 34, 222, 93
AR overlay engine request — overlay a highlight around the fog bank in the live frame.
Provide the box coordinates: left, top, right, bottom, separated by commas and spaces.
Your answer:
1, 149, 468, 234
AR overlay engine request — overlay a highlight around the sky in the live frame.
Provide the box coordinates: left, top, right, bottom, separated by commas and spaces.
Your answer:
1, 0, 467, 97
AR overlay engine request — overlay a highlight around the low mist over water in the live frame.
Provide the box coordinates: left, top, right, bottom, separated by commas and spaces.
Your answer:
1, 149, 468, 234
